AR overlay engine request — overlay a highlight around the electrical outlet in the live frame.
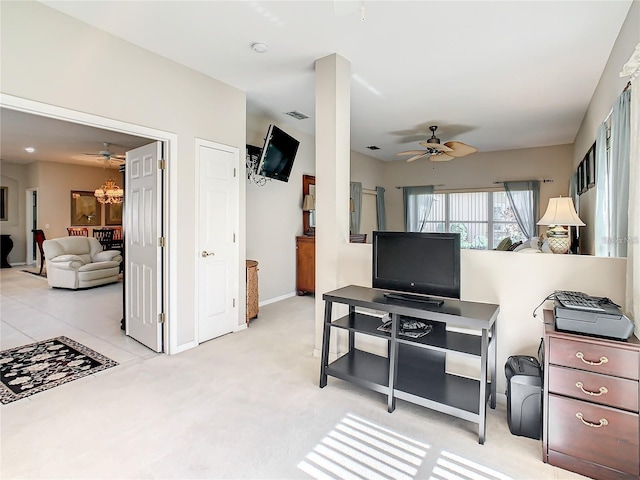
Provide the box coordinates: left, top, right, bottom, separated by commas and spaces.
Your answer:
45, 224, 50, 229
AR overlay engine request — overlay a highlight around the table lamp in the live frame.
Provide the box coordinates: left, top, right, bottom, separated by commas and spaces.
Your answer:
537, 197, 585, 254
302, 194, 315, 235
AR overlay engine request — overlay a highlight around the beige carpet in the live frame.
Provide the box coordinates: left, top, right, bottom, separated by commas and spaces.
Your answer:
0, 272, 586, 479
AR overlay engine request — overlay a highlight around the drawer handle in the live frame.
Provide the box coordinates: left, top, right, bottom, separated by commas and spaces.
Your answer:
575, 382, 608, 397
575, 352, 608, 366
576, 412, 608, 428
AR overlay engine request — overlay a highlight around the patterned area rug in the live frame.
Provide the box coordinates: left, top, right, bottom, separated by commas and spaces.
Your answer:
0, 336, 117, 404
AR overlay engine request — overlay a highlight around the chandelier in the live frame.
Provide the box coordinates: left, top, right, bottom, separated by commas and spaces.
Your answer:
94, 179, 123, 204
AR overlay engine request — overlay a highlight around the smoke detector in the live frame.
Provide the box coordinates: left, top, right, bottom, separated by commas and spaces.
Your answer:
251, 42, 268, 53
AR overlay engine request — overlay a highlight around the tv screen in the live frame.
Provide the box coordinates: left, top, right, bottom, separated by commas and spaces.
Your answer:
372, 231, 461, 300
256, 124, 300, 182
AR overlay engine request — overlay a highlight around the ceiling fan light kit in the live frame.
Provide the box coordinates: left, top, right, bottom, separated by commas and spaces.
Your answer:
83, 142, 125, 164
397, 125, 477, 162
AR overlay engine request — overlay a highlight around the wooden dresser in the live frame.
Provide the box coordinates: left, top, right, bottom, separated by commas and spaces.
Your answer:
296, 236, 315, 295
542, 314, 640, 479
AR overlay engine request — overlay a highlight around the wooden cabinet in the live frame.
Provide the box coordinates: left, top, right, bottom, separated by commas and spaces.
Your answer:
542, 316, 640, 479
296, 236, 315, 295
246, 260, 259, 324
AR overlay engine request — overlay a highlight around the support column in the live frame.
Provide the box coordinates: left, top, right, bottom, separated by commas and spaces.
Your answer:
314, 54, 351, 359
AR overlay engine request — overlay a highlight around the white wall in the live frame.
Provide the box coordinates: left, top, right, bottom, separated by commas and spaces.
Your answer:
334, 245, 627, 394
245, 114, 385, 303
382, 144, 574, 233
573, 0, 639, 255
246, 115, 315, 303
1, 2, 246, 351
0, 160, 120, 264
573, 0, 639, 167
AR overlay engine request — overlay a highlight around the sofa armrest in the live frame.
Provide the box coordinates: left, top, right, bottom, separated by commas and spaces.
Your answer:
49, 255, 84, 270
93, 250, 122, 263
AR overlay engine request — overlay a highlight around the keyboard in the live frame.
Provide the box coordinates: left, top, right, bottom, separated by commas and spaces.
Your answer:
554, 291, 606, 312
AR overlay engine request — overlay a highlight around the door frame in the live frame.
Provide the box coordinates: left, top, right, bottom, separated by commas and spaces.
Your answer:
25, 188, 37, 265
0, 93, 180, 354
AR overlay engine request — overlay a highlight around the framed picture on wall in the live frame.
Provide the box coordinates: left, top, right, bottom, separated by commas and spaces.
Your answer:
70, 191, 101, 226
588, 143, 596, 188
105, 202, 123, 226
0, 186, 7, 221
577, 162, 584, 194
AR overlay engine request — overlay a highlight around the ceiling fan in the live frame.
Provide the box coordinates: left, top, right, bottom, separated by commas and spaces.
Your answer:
397, 126, 478, 162
83, 142, 125, 164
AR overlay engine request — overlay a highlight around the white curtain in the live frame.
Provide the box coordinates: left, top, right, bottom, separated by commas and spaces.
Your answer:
402, 185, 434, 232
349, 181, 362, 234
609, 90, 631, 258
504, 181, 540, 239
621, 42, 640, 337
594, 121, 609, 256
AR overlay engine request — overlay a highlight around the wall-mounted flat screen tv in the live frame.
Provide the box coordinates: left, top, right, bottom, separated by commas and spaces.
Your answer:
255, 124, 300, 182
372, 231, 461, 301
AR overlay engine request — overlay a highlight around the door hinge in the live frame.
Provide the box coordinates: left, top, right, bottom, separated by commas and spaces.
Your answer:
158, 312, 166, 324
158, 159, 166, 170
233, 167, 237, 178
233, 298, 236, 308
233, 232, 236, 243
159, 236, 166, 247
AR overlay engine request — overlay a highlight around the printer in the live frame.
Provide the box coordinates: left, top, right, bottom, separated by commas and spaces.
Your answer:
554, 296, 634, 340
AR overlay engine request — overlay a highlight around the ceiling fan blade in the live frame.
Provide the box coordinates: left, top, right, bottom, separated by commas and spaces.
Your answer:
406, 153, 429, 162
418, 142, 453, 152
443, 141, 478, 157
82, 153, 104, 156
397, 150, 429, 156
429, 153, 455, 162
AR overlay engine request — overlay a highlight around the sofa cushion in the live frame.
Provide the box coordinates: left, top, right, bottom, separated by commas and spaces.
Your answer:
496, 237, 513, 251
78, 261, 121, 272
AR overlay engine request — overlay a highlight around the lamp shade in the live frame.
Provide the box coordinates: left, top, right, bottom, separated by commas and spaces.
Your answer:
302, 194, 315, 211
537, 197, 585, 226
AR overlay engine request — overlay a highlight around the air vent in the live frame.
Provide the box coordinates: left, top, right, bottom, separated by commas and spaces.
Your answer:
366, 145, 381, 150
285, 111, 309, 120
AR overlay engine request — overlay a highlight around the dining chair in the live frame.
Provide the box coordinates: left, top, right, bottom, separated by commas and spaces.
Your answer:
67, 227, 89, 236
92, 228, 115, 250
32, 229, 46, 275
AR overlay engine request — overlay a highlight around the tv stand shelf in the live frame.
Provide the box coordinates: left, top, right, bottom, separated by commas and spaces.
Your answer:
320, 285, 499, 444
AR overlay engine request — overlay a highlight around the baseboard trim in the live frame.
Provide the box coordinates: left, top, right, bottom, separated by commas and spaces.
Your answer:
259, 291, 296, 307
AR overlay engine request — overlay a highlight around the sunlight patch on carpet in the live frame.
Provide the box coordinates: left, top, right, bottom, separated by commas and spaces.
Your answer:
298, 413, 429, 480
0, 336, 117, 404
429, 451, 513, 480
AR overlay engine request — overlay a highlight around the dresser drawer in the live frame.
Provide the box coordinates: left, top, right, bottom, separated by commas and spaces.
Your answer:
549, 337, 639, 380
548, 365, 639, 411
548, 394, 639, 476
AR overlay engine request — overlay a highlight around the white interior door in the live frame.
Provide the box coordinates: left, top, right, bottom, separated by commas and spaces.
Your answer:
126, 141, 163, 352
197, 139, 239, 343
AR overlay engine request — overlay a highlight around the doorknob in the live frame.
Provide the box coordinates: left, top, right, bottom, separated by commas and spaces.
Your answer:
201, 251, 215, 258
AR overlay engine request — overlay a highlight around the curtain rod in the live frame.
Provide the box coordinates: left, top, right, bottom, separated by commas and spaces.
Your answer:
395, 184, 445, 189
493, 179, 553, 184
604, 81, 632, 123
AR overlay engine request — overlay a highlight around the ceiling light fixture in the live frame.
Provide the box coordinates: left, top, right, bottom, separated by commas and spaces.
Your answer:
24, 147, 35, 153
251, 42, 268, 53
94, 179, 124, 204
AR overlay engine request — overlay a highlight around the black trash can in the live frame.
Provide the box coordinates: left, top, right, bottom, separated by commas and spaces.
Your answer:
505, 355, 542, 440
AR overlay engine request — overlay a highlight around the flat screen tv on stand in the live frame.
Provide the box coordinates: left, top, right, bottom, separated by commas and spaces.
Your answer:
372, 231, 461, 306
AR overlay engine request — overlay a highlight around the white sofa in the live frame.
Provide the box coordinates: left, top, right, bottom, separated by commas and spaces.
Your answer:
42, 236, 122, 289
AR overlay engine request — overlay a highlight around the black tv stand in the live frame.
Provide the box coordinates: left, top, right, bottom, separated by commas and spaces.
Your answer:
320, 285, 499, 444
383, 292, 444, 306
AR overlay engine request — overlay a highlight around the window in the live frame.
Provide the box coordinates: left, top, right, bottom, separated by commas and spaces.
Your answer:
406, 189, 528, 249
